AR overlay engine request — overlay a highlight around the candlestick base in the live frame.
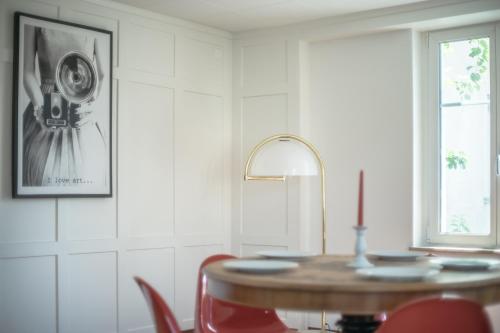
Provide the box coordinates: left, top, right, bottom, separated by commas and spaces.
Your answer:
347, 226, 373, 269
347, 254, 374, 268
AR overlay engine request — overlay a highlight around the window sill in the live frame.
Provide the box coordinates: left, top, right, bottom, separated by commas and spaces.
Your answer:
410, 246, 500, 257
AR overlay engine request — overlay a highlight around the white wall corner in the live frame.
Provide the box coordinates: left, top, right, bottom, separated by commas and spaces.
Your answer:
412, 29, 425, 247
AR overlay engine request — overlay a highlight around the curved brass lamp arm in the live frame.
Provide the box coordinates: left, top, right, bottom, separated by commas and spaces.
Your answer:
243, 133, 328, 332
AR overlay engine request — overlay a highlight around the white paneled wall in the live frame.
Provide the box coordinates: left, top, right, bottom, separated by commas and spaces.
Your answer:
0, 0, 232, 332
233, 40, 291, 253
241, 42, 288, 88
120, 81, 175, 238
309, 30, 414, 254
0, 256, 57, 332
176, 92, 224, 237
68, 252, 118, 333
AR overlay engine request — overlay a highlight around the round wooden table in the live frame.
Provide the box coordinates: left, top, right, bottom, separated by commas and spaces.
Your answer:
204, 255, 500, 332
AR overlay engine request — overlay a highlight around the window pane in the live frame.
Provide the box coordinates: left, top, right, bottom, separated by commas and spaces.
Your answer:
439, 37, 491, 236
440, 38, 490, 104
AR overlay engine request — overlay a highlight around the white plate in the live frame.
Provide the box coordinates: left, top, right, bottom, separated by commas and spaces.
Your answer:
257, 250, 316, 260
223, 260, 299, 273
431, 258, 500, 271
356, 266, 440, 282
368, 250, 427, 262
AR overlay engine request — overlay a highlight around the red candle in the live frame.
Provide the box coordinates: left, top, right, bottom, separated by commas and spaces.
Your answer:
357, 170, 364, 226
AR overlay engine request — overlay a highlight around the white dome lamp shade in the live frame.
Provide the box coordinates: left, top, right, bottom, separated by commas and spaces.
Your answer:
250, 139, 318, 177
244, 134, 323, 181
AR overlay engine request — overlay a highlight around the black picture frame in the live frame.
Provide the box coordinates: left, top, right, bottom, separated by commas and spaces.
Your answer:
12, 12, 113, 198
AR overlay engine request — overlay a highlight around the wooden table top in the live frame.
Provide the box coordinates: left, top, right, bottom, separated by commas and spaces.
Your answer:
204, 255, 500, 314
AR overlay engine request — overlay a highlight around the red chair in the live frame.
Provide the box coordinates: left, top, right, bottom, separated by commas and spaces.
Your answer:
376, 297, 493, 333
194, 254, 293, 333
134, 277, 182, 333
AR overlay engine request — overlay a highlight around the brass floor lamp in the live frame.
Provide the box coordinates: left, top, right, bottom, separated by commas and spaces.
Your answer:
243, 133, 328, 332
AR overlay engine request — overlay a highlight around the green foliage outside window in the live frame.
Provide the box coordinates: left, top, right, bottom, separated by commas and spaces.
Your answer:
443, 38, 489, 101
449, 214, 471, 233
446, 150, 467, 170
445, 151, 469, 233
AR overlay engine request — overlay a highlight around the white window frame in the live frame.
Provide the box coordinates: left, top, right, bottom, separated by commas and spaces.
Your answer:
423, 23, 499, 248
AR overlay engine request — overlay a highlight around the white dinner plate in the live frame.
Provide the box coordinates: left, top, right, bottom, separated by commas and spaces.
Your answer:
257, 250, 316, 260
223, 260, 299, 273
356, 266, 440, 282
368, 250, 427, 262
430, 258, 500, 271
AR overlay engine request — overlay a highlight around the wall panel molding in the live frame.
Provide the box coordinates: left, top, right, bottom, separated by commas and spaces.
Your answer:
120, 21, 175, 77
29, 0, 231, 38
241, 41, 288, 89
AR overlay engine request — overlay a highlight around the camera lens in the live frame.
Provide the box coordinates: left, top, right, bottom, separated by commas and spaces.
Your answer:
73, 73, 82, 83
56, 51, 97, 104
51, 106, 61, 118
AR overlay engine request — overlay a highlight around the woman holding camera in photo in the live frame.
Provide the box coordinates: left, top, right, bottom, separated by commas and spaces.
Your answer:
22, 25, 107, 187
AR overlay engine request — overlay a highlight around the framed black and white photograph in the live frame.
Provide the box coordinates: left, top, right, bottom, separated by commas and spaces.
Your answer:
12, 12, 112, 198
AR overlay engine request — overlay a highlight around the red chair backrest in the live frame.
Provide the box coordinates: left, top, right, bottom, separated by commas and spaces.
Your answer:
134, 277, 181, 333
376, 297, 493, 333
194, 254, 289, 333
194, 254, 235, 333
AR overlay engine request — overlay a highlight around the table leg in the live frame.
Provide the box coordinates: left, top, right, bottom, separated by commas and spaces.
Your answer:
336, 315, 381, 333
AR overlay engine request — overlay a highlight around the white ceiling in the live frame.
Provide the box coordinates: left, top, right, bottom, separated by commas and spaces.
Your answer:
111, 0, 433, 32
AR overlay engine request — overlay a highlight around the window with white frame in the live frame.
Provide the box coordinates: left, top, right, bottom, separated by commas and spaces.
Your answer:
425, 24, 499, 247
